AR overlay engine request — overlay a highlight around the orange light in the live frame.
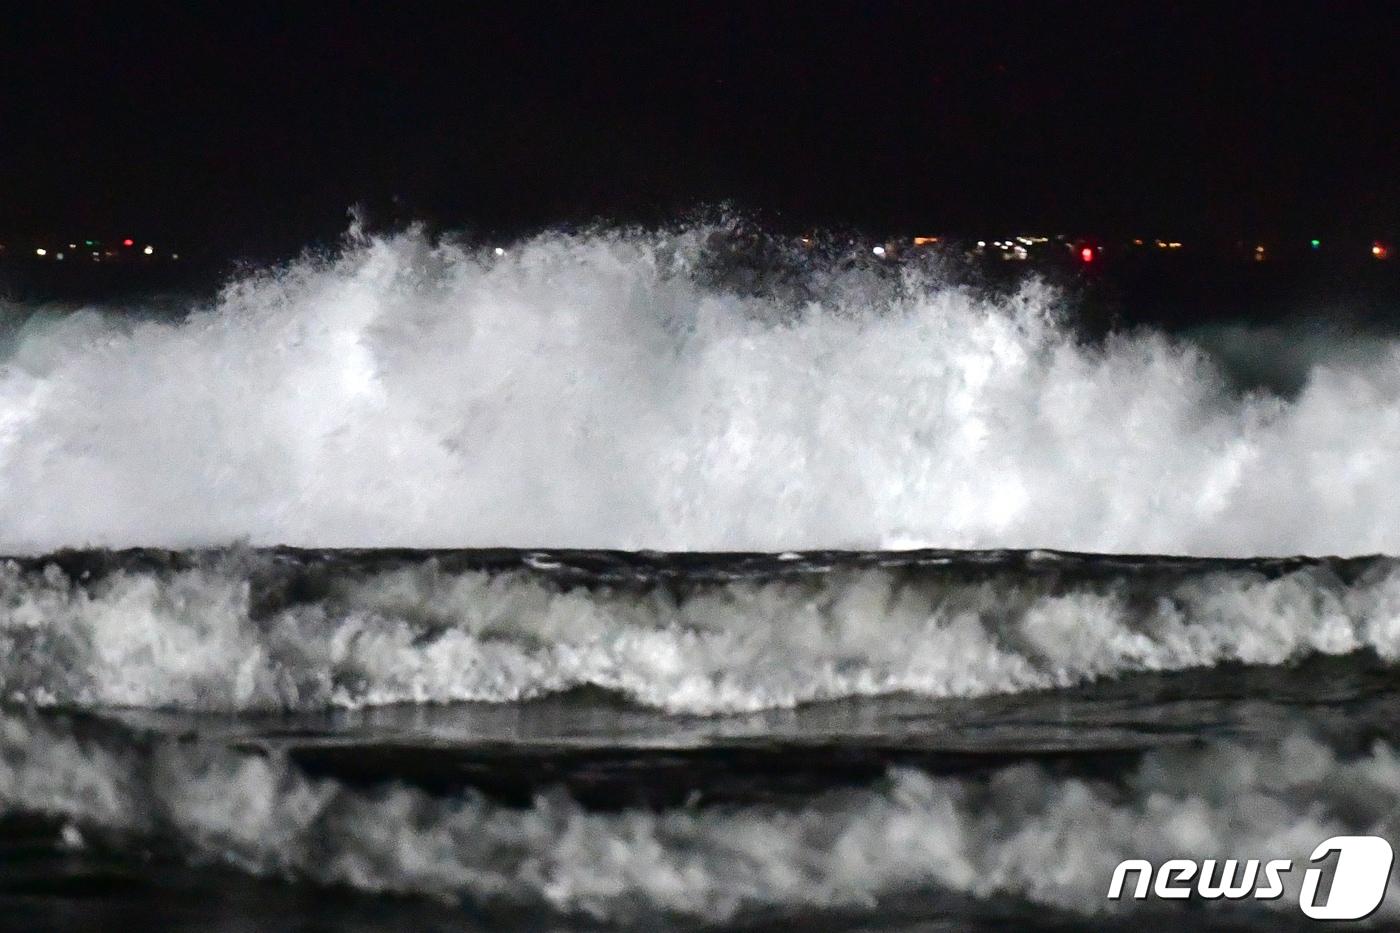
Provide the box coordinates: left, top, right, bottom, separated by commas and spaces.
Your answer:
913, 236, 940, 246
1080, 246, 1094, 263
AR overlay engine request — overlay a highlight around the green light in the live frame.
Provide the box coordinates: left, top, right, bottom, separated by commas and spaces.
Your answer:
1310, 239, 1321, 248
84, 240, 96, 246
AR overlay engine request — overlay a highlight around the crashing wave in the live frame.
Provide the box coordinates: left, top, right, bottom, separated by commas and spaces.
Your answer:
3, 548, 1398, 713
3, 712, 1396, 923
2, 226, 1400, 555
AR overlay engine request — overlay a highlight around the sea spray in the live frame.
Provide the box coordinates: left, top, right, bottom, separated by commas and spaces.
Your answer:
2, 225, 1400, 555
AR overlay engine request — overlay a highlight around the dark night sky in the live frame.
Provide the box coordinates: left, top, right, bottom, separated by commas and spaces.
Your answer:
2, 2, 1398, 256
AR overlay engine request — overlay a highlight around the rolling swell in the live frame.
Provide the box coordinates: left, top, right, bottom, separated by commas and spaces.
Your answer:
2, 546, 1398, 713
3, 711, 1397, 925
3, 225, 1400, 555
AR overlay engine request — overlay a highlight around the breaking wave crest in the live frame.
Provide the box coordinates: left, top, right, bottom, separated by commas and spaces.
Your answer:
3, 225, 1400, 555
4, 713, 1397, 922
3, 549, 1399, 713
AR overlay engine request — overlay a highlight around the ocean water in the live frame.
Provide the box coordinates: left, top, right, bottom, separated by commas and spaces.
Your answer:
2, 226, 1399, 930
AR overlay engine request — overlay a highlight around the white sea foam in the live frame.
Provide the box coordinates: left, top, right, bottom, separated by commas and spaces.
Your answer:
3, 556, 1398, 713
2, 226, 1400, 555
2, 714, 1396, 922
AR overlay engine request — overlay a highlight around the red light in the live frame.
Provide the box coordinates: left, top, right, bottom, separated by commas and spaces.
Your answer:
1373, 242, 1390, 260
1080, 246, 1094, 263
123, 238, 134, 247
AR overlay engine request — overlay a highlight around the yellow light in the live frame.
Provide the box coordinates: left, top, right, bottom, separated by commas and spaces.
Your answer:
34, 248, 46, 256
1168, 241, 1182, 249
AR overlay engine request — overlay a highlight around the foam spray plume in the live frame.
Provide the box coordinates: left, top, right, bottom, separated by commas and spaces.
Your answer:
3, 224, 1400, 556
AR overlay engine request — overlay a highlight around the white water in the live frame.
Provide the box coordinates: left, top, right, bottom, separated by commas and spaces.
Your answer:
4, 555, 1398, 712
4, 714, 1396, 922
2, 225, 1400, 555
